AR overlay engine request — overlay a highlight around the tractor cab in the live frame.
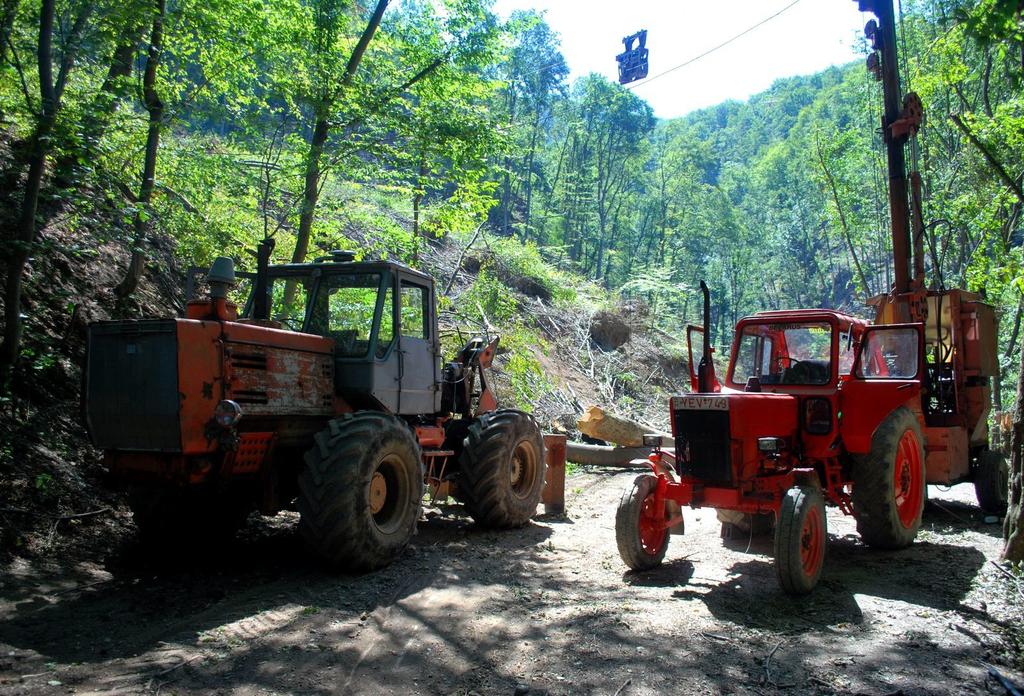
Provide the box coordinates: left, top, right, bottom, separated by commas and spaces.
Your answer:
240, 252, 441, 415
686, 311, 867, 395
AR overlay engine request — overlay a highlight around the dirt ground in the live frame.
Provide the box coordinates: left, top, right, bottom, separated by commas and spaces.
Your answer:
1, 471, 1021, 696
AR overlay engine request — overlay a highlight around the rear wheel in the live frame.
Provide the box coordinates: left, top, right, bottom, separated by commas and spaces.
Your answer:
774, 485, 827, 595
459, 409, 545, 528
298, 412, 422, 571
616, 474, 669, 570
852, 407, 925, 549
974, 449, 1009, 515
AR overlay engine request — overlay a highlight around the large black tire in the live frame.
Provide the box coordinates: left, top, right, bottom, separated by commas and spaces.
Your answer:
128, 487, 249, 546
615, 474, 669, 571
974, 449, 1009, 515
774, 486, 827, 595
298, 412, 423, 571
852, 407, 926, 549
459, 409, 545, 528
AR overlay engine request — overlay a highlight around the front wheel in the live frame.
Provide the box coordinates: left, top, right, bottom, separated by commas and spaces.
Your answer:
459, 409, 546, 528
774, 485, 827, 595
974, 449, 1008, 515
852, 407, 925, 549
298, 412, 423, 571
615, 474, 669, 570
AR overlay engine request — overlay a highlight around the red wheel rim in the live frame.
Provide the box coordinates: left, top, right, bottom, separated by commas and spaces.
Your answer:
638, 494, 667, 556
893, 429, 923, 528
800, 503, 824, 578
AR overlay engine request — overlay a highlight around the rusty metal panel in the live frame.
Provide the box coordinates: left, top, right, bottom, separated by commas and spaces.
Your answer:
223, 322, 333, 355
177, 319, 225, 455
225, 341, 335, 417
924, 425, 969, 483
962, 299, 997, 377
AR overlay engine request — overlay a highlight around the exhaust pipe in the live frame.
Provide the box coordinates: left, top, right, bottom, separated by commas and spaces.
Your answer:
253, 237, 276, 321
698, 280, 713, 393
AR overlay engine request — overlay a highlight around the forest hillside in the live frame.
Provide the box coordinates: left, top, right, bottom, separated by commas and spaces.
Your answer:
1, 1, 1023, 556
2, 2, 1024, 692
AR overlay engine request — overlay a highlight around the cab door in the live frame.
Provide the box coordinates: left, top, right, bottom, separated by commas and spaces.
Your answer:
840, 323, 924, 454
686, 325, 721, 393
396, 275, 440, 414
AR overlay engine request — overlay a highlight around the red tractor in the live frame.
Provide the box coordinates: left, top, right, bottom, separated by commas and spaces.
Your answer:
614, 0, 1005, 594
85, 242, 547, 569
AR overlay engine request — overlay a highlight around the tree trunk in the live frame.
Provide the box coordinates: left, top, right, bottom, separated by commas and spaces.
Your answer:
289, 0, 389, 269
0, 0, 19, 65
1002, 334, 1024, 562
57, 17, 145, 181
0, 0, 57, 387
291, 112, 330, 266
522, 118, 539, 241
412, 158, 425, 261
115, 0, 165, 299
577, 406, 665, 448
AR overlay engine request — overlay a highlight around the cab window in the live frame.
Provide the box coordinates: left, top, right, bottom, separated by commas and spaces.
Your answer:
266, 276, 312, 330
376, 286, 394, 358
310, 273, 382, 358
730, 322, 832, 386
838, 330, 856, 375
400, 283, 429, 339
857, 327, 919, 379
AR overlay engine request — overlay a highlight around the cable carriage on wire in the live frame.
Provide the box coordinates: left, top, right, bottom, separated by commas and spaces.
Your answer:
616, 29, 648, 84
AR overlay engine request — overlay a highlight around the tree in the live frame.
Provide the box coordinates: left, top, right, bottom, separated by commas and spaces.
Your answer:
114, 0, 164, 298
1, 0, 93, 387
288, 0, 389, 271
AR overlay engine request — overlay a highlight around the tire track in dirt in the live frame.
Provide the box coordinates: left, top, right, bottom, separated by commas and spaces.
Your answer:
0, 471, 1020, 695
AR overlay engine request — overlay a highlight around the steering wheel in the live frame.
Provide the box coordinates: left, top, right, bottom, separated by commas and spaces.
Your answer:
775, 356, 799, 370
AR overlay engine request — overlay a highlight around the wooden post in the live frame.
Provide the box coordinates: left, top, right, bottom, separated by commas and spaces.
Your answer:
542, 434, 567, 515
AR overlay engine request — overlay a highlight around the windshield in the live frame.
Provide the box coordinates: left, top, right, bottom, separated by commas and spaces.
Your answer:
730, 321, 833, 386
238, 275, 312, 330
308, 273, 386, 358
243, 272, 391, 359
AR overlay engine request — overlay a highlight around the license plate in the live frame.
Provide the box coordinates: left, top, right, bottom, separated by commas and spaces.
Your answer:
671, 395, 729, 411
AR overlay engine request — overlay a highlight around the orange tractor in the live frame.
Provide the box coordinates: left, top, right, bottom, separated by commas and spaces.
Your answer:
85, 243, 546, 569
614, 0, 1006, 594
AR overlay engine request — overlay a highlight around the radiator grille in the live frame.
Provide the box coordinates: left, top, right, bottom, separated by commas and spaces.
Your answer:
86, 321, 181, 451
674, 409, 732, 484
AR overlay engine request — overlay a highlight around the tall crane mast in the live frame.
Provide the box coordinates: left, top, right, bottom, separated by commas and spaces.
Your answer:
861, 0, 914, 295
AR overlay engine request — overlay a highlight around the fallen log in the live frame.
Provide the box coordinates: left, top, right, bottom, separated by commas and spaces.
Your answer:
577, 405, 668, 447
565, 442, 651, 467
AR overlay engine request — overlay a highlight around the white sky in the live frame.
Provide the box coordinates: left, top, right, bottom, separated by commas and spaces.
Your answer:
492, 0, 871, 118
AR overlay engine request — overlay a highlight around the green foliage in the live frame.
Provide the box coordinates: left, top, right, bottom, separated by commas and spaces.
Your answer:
1, 0, 1021, 417
34, 473, 55, 498
461, 270, 518, 324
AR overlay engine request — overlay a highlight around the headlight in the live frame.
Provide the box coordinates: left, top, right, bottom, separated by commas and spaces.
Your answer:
758, 437, 785, 453
804, 397, 832, 435
214, 400, 242, 428
642, 434, 663, 447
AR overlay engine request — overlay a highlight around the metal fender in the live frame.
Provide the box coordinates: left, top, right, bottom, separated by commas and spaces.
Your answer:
839, 384, 921, 455
647, 451, 685, 535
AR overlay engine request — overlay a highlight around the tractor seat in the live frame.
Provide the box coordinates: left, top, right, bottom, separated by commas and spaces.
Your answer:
781, 359, 830, 385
